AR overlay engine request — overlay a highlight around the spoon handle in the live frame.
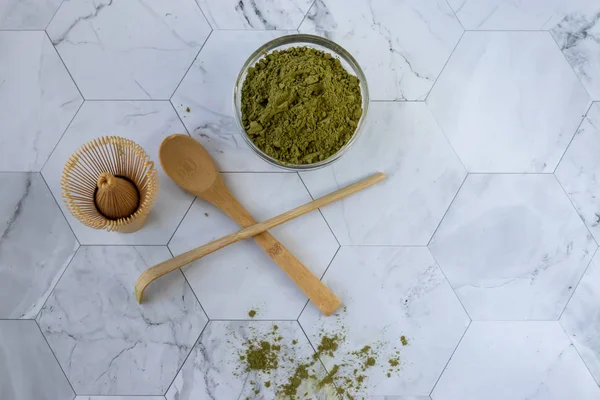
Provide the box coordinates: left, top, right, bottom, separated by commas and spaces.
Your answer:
135, 173, 386, 315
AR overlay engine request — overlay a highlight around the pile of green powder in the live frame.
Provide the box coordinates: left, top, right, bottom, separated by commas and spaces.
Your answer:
241, 46, 363, 165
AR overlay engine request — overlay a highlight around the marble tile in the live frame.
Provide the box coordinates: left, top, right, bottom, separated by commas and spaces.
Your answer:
430, 174, 596, 320
556, 103, 600, 243
41, 101, 195, 245
300, 102, 465, 246
299, 247, 470, 397
46, 0, 212, 100
75, 397, 163, 400
0, 173, 78, 319
0, 31, 82, 172
169, 173, 339, 319
0, 320, 74, 400
427, 31, 591, 173
299, 0, 463, 101
37, 246, 207, 395
552, 12, 600, 101
0, 0, 62, 29
431, 321, 600, 400
172, 30, 291, 172
560, 251, 600, 385
166, 321, 329, 400
197, 0, 312, 29
448, 0, 596, 30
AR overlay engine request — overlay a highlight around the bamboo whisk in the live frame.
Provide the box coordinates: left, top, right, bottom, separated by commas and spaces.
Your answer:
61, 136, 158, 233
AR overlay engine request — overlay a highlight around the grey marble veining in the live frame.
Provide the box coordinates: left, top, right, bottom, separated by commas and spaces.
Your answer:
37, 246, 207, 395
0, 0, 62, 29
0, 173, 78, 319
0, 320, 74, 400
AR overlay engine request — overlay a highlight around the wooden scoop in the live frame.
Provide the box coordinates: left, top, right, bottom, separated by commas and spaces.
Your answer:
134, 171, 385, 306
155, 134, 344, 315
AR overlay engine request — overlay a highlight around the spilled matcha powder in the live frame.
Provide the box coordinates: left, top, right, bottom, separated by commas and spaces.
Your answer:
241, 46, 363, 165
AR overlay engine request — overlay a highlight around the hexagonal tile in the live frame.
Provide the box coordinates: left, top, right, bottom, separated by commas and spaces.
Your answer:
37, 246, 207, 395
172, 30, 292, 172
0, 0, 62, 29
197, 0, 313, 29
447, 0, 596, 30
46, 0, 211, 100
430, 174, 596, 320
168, 172, 339, 319
166, 321, 329, 399
427, 31, 591, 173
0, 320, 74, 400
552, 11, 600, 101
300, 102, 466, 246
0, 173, 78, 319
0, 31, 82, 172
299, 0, 463, 100
556, 103, 600, 242
41, 101, 194, 245
431, 321, 600, 400
299, 247, 470, 397
561, 250, 600, 385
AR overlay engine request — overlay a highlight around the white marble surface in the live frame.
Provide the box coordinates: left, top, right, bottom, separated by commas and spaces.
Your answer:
427, 31, 591, 173
4, 1, 600, 398
46, 0, 211, 100
560, 251, 600, 385
197, 0, 312, 29
447, 0, 597, 30
431, 321, 600, 400
299, 0, 463, 101
300, 102, 465, 245
172, 30, 290, 172
0, 173, 78, 319
169, 173, 339, 319
556, 103, 600, 243
42, 101, 194, 245
37, 246, 207, 395
0, 0, 62, 29
0, 320, 74, 400
552, 11, 600, 100
430, 174, 596, 321
166, 321, 329, 399
299, 246, 470, 397
0, 31, 82, 172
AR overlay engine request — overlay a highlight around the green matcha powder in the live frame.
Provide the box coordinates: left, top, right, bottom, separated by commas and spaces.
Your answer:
241, 46, 363, 165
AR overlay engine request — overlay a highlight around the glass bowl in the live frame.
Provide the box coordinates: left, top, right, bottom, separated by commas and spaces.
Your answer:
233, 34, 369, 171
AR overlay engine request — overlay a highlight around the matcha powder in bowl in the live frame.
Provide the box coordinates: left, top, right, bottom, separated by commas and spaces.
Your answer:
234, 34, 369, 170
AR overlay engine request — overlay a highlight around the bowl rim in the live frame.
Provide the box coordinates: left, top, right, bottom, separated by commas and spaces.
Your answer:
233, 33, 370, 171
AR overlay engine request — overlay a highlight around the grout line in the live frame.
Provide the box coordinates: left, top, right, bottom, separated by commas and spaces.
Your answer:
553, 101, 594, 175
552, 172, 599, 247
39, 173, 81, 247
558, 319, 600, 386
45, 0, 66, 31
427, 174, 468, 247
166, 197, 197, 248
429, 320, 471, 397
297, 172, 341, 247
424, 29, 465, 103
162, 311, 209, 397
296, 0, 316, 30
428, 248, 472, 321
166, 246, 211, 322
39, 100, 84, 173
558, 246, 598, 321
169, 99, 192, 137
168, 29, 213, 101
34, 319, 78, 396
45, 30, 85, 100
444, 0, 465, 31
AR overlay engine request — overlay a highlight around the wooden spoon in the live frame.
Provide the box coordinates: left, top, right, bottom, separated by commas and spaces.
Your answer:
156, 134, 342, 315
135, 172, 385, 305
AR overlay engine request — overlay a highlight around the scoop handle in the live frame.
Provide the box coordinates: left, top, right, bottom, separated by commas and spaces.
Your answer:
135, 173, 386, 315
